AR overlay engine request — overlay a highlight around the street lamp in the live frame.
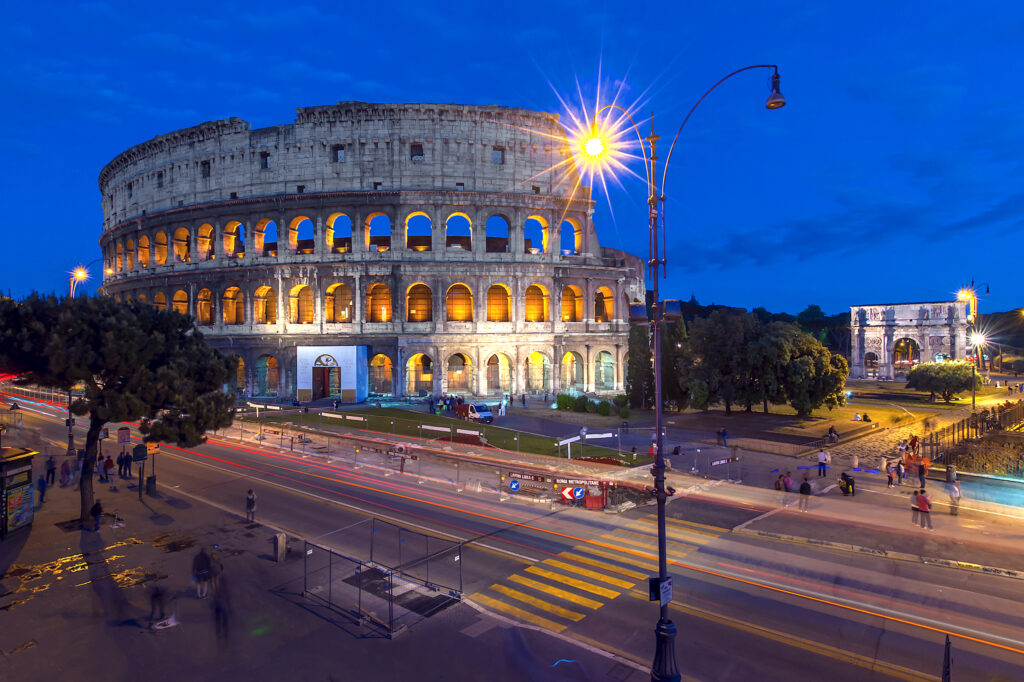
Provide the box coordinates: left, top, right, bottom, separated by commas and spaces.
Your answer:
68, 257, 112, 298
585, 65, 785, 682
970, 331, 986, 412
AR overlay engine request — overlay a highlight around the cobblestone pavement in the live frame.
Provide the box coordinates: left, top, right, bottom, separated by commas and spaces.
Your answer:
826, 405, 973, 468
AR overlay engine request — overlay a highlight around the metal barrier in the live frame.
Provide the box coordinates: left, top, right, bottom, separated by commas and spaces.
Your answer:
302, 517, 462, 637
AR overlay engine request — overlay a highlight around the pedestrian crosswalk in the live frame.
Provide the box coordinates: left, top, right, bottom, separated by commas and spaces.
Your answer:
469, 515, 729, 633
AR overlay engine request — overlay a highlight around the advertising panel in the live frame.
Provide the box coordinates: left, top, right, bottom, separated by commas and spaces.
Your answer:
5, 483, 33, 533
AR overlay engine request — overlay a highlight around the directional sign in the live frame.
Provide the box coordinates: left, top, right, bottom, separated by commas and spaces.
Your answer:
561, 487, 575, 501
131, 444, 148, 462
117, 427, 131, 445
660, 576, 673, 606
509, 480, 520, 492
572, 487, 585, 500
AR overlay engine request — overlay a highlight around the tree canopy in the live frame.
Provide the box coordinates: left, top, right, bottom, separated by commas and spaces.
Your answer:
0, 294, 236, 521
905, 361, 978, 403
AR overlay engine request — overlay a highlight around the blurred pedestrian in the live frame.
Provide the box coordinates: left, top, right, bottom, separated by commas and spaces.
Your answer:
192, 547, 212, 598
124, 451, 131, 478
90, 499, 103, 531
917, 461, 927, 489
36, 475, 47, 506
917, 490, 933, 530
817, 449, 829, 477
45, 456, 56, 486
116, 452, 125, 478
798, 476, 811, 511
59, 459, 71, 487
885, 460, 895, 488
245, 489, 256, 522
721, 428, 728, 447
212, 574, 231, 642
774, 475, 786, 505
149, 584, 167, 621
948, 481, 961, 516
104, 456, 116, 485
910, 490, 920, 525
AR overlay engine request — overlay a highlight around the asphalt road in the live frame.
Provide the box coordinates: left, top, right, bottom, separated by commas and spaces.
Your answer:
7, 392, 1024, 682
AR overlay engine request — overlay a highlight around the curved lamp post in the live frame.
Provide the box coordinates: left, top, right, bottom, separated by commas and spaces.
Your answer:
582, 65, 785, 682
69, 258, 113, 298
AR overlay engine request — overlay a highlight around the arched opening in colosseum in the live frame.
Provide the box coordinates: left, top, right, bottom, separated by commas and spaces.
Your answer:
197, 223, 214, 260
406, 283, 433, 322
125, 239, 136, 270
124, 294, 133, 303
289, 217, 315, 255
136, 294, 147, 304
366, 283, 392, 322
561, 285, 583, 322
115, 243, 124, 272
594, 351, 615, 391
594, 286, 614, 323
561, 351, 584, 391
526, 352, 551, 393
138, 236, 150, 268
173, 227, 191, 263
171, 289, 189, 315
289, 285, 314, 324
405, 212, 433, 252
485, 354, 511, 394
447, 353, 472, 392
365, 214, 391, 252
445, 213, 472, 251
222, 287, 245, 325
254, 286, 277, 324
864, 352, 879, 378
486, 284, 510, 322
254, 219, 278, 257
223, 221, 245, 258
524, 216, 548, 254
525, 284, 549, 322
485, 215, 509, 253
369, 354, 393, 396
312, 355, 342, 400
559, 218, 582, 255
154, 292, 167, 309
154, 231, 168, 265
893, 338, 920, 373
255, 355, 279, 396
327, 213, 352, 253
230, 356, 245, 396
446, 283, 473, 322
325, 283, 353, 323
196, 288, 213, 325
406, 353, 433, 396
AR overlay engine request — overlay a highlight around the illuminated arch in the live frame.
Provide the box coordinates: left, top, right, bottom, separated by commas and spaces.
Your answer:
222, 286, 244, 325
561, 351, 584, 390
893, 338, 921, 372
254, 219, 278, 257
171, 289, 189, 315
445, 212, 472, 250
525, 351, 551, 392
594, 286, 614, 322
288, 216, 314, 254
223, 221, 245, 258
447, 353, 472, 392
524, 215, 548, 254
366, 282, 392, 322
197, 223, 214, 260
172, 227, 191, 262
254, 285, 277, 324
325, 282, 353, 323
288, 284, 314, 324
594, 351, 615, 391
485, 215, 510, 253
115, 242, 124, 272
486, 284, 510, 322
153, 231, 168, 265
524, 284, 549, 322
196, 288, 213, 325
560, 285, 583, 322
369, 354, 393, 395
406, 283, 433, 322
406, 353, 433, 395
485, 353, 511, 394
365, 213, 392, 252
125, 238, 135, 270
446, 283, 473, 322
405, 211, 433, 252
326, 213, 352, 253
153, 291, 167, 309
137, 235, 150, 268
559, 218, 582, 255
255, 355, 279, 396
231, 356, 245, 395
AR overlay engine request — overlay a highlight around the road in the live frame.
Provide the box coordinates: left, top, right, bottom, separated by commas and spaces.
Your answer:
7, 390, 1024, 682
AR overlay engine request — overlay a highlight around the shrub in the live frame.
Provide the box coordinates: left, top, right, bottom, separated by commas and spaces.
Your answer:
556, 394, 575, 411
597, 400, 611, 416
613, 394, 628, 408
619, 406, 631, 419
573, 395, 590, 412
585, 399, 597, 413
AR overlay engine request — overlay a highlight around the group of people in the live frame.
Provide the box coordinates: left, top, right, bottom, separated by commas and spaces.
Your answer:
853, 413, 872, 422
774, 471, 814, 511
434, 394, 466, 415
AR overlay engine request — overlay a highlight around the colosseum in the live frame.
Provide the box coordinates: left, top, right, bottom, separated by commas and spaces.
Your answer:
97, 101, 645, 402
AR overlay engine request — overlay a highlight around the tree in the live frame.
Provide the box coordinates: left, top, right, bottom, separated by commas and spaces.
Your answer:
625, 323, 654, 409
782, 331, 849, 416
687, 310, 757, 414
660, 318, 689, 411
906, 361, 976, 403
0, 295, 236, 523
740, 321, 796, 413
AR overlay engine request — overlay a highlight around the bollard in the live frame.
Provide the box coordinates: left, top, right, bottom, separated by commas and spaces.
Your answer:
273, 532, 287, 562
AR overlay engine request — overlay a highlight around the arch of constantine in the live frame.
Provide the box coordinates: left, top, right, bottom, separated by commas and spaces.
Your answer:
849, 301, 969, 379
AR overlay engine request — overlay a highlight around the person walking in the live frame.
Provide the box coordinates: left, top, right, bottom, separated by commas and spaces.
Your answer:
885, 460, 895, 488
73, 455, 83, 488
116, 452, 125, 478
896, 459, 905, 486
798, 476, 812, 512
124, 451, 131, 478
917, 490, 934, 530
917, 460, 927, 489
721, 428, 728, 447
948, 481, 961, 516
36, 475, 47, 506
192, 547, 213, 598
910, 490, 920, 525
782, 472, 794, 506
245, 489, 257, 522
774, 475, 786, 505
90, 498, 103, 531
45, 456, 56, 486
817, 449, 830, 477
212, 573, 232, 642
59, 458, 71, 488
104, 456, 116, 485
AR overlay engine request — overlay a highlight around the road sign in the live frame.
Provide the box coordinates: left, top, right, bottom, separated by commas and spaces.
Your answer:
660, 576, 673, 606
117, 427, 131, 445
131, 444, 148, 462
572, 487, 585, 500
146, 442, 159, 455
711, 457, 740, 466
509, 480, 520, 492
561, 487, 574, 501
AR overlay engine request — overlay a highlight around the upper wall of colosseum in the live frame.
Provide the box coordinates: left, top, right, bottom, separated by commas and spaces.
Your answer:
98, 102, 585, 232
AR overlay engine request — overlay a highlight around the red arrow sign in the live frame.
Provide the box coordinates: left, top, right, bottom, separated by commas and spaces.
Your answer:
561, 487, 574, 501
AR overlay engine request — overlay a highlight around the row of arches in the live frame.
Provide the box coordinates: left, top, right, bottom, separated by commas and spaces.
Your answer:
106, 212, 586, 273
234, 350, 617, 397
124, 281, 622, 326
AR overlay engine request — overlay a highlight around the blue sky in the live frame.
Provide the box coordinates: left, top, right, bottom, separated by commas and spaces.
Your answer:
2, 1, 1021, 315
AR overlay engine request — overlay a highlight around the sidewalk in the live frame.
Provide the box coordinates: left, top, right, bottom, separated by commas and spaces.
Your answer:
0, 461, 644, 682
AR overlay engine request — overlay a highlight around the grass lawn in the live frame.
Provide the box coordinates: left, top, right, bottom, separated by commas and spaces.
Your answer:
240, 407, 639, 464
847, 379, 1005, 410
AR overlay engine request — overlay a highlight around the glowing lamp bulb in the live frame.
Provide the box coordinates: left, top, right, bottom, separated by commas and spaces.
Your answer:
583, 136, 605, 159
970, 333, 985, 347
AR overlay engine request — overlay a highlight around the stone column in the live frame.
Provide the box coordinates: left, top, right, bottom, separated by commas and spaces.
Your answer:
314, 214, 326, 257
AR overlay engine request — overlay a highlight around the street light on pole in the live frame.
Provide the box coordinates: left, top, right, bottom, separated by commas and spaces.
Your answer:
970, 331, 986, 412
582, 65, 785, 682
68, 257, 113, 298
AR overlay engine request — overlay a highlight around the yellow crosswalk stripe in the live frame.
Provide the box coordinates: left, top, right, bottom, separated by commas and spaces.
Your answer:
613, 529, 703, 550
622, 518, 718, 542
665, 516, 729, 534
573, 545, 659, 572
507, 574, 603, 609
559, 552, 646, 580
542, 559, 635, 588
490, 584, 586, 621
524, 566, 620, 599
472, 592, 567, 632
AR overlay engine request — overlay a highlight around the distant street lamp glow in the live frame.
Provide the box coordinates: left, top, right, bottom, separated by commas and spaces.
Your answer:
970, 332, 986, 348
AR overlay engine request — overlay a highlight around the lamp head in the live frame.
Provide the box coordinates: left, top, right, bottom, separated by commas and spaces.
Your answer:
766, 72, 786, 109
583, 134, 606, 160
970, 332, 986, 347
72, 266, 88, 281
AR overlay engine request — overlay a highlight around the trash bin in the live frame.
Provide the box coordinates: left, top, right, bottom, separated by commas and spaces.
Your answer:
145, 475, 156, 496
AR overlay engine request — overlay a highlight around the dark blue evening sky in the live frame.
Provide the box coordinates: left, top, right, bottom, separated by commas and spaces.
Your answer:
2, 1, 1021, 315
